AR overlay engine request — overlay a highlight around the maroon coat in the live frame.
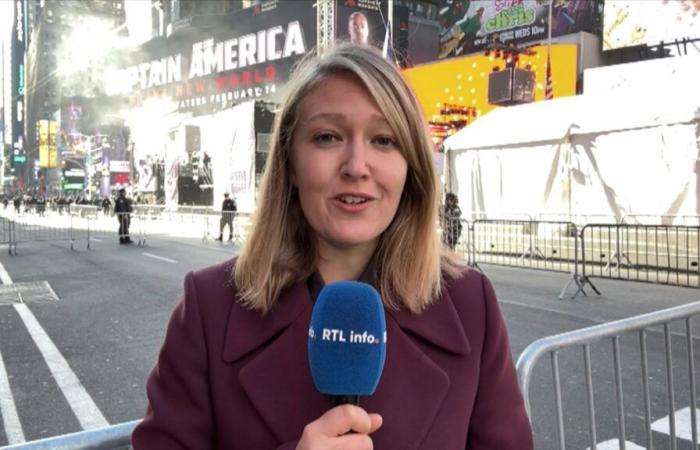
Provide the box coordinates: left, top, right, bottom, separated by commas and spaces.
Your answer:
132, 259, 533, 449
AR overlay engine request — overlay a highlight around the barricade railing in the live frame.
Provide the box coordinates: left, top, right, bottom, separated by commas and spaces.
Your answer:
0, 419, 138, 449
581, 224, 700, 291
622, 214, 700, 227
516, 300, 700, 450
10, 213, 82, 253
469, 220, 581, 294
1, 217, 13, 255
537, 213, 619, 226
69, 204, 101, 219
462, 211, 533, 222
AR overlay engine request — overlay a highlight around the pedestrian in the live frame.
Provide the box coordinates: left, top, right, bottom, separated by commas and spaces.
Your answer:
441, 192, 463, 250
101, 197, 111, 216
13, 195, 21, 214
132, 44, 532, 449
36, 195, 46, 217
114, 188, 133, 244
216, 193, 237, 242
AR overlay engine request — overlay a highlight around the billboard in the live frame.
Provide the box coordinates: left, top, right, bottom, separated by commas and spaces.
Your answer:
403, 43, 578, 126
38, 119, 58, 168
438, 0, 596, 59
11, 0, 26, 168
105, 0, 316, 114
603, 1, 700, 51
335, 0, 410, 66
62, 159, 85, 191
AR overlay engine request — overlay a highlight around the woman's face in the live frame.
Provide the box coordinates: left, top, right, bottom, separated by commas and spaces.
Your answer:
290, 73, 408, 255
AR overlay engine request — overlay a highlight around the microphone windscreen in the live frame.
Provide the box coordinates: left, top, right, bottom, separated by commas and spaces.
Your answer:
308, 281, 386, 396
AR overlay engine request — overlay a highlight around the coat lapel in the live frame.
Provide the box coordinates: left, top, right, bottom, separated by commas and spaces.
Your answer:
366, 286, 471, 449
226, 279, 471, 448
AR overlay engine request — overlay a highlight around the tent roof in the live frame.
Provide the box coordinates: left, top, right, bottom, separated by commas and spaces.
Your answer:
443, 87, 700, 152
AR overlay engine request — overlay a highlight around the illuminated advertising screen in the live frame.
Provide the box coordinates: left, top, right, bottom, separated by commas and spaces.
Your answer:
11, 0, 26, 167
63, 159, 85, 190
335, 0, 410, 66
105, 0, 316, 114
438, 0, 596, 59
603, 0, 700, 51
39, 119, 49, 167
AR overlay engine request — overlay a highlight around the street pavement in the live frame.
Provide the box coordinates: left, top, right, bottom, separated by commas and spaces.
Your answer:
0, 229, 699, 449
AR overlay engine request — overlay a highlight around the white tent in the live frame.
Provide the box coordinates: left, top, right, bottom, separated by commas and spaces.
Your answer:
442, 85, 700, 223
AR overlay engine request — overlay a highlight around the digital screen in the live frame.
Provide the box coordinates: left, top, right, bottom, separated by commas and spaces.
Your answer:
603, 0, 700, 51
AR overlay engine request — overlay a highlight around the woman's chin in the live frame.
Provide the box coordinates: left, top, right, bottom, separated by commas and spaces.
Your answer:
325, 233, 380, 250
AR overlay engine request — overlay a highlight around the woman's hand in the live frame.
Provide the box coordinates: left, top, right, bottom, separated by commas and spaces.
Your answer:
296, 404, 383, 450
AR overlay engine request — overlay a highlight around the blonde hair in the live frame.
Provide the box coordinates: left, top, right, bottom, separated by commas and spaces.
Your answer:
234, 44, 461, 315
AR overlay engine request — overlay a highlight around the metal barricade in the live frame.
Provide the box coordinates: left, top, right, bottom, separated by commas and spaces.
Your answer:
471, 219, 579, 271
0, 419, 138, 449
70, 204, 101, 219
581, 224, 700, 290
516, 300, 700, 450
622, 214, 700, 227
9, 212, 82, 253
537, 213, 619, 227
0, 217, 13, 255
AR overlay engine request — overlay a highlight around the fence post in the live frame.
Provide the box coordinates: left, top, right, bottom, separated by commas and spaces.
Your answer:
70, 214, 75, 251
8, 219, 14, 255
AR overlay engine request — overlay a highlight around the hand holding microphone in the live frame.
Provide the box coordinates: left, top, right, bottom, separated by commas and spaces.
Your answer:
296, 404, 382, 450
297, 281, 387, 450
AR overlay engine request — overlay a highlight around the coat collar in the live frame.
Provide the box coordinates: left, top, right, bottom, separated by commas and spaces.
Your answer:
222, 277, 471, 447
223, 275, 470, 363
222, 280, 311, 363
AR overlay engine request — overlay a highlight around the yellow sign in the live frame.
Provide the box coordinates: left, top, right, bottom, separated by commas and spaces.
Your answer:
48, 120, 58, 168
38, 120, 58, 168
402, 44, 578, 127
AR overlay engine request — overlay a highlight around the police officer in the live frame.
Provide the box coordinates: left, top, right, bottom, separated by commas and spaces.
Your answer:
216, 193, 237, 242
114, 188, 133, 244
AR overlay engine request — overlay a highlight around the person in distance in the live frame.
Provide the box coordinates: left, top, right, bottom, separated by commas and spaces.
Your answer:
132, 43, 533, 450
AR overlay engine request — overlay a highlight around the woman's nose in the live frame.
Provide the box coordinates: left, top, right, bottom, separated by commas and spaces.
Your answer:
341, 139, 370, 179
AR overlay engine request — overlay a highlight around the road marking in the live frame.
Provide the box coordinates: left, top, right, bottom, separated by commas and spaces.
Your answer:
0, 262, 26, 443
651, 407, 700, 443
0, 350, 25, 444
588, 439, 645, 450
14, 303, 109, 430
0, 263, 12, 285
89, 237, 103, 242
143, 252, 177, 264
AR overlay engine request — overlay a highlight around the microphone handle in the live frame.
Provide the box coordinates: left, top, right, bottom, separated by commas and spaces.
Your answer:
329, 395, 360, 407
328, 396, 366, 439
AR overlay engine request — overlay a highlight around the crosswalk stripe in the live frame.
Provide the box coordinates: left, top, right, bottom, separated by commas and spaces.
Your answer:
0, 350, 24, 444
14, 303, 109, 430
651, 406, 700, 443
0, 261, 25, 444
0, 263, 12, 285
588, 439, 645, 450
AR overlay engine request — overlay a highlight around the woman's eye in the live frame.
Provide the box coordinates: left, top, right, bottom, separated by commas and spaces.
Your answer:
374, 136, 397, 148
313, 133, 339, 144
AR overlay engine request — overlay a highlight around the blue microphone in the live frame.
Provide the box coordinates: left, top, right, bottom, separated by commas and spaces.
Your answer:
308, 281, 387, 406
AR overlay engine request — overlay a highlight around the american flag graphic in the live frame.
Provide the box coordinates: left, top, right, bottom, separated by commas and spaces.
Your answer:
545, 48, 553, 100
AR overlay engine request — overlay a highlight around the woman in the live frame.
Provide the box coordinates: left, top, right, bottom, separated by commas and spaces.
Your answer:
132, 44, 532, 450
